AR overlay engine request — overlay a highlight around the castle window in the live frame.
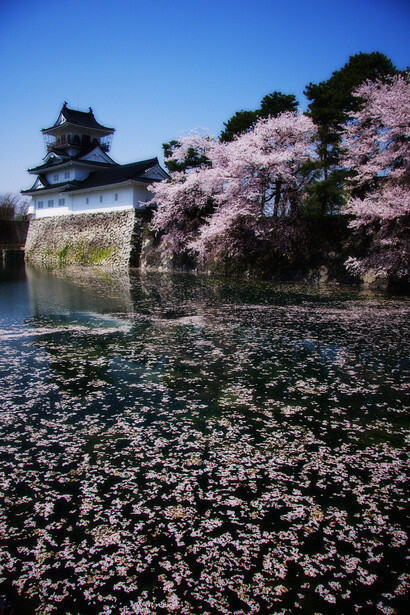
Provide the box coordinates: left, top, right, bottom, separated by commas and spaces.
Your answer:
47, 200, 54, 208
53, 174, 59, 181
64, 172, 70, 179
58, 198, 65, 206
100, 195, 103, 203
86, 197, 89, 204
37, 201, 43, 209
115, 193, 118, 201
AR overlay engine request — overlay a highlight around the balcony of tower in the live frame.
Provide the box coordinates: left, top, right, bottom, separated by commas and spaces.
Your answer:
44, 133, 112, 153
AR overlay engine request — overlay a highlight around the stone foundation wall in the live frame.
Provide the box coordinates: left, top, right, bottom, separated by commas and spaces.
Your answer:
25, 210, 150, 270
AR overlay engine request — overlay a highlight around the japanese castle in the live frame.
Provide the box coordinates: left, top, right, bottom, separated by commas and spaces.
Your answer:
23, 103, 168, 218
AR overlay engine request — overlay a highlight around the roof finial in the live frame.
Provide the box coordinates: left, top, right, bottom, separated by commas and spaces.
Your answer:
63, 101, 68, 107
89, 107, 93, 113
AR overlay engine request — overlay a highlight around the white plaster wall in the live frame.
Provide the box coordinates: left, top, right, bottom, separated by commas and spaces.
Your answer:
31, 183, 152, 218
71, 186, 134, 214
34, 205, 71, 218
132, 184, 152, 209
45, 171, 63, 184
32, 192, 71, 218
45, 167, 89, 184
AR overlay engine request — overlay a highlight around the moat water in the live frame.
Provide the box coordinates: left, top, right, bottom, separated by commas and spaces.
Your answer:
0, 263, 409, 614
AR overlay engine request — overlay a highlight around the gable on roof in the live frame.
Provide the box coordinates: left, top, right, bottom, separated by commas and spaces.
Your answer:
28, 144, 117, 175
22, 175, 51, 193
79, 145, 117, 165
33, 176, 48, 190
143, 163, 170, 181
23, 157, 169, 196
71, 158, 163, 192
43, 150, 68, 163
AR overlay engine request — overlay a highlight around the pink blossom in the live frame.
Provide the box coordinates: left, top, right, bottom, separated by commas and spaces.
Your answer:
342, 71, 410, 278
150, 113, 317, 262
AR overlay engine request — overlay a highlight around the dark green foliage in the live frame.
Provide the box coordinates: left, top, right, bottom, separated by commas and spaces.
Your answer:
220, 110, 259, 142
162, 140, 211, 173
304, 169, 348, 217
220, 91, 299, 142
259, 91, 298, 118
203, 215, 354, 284
304, 52, 397, 214
305, 52, 396, 126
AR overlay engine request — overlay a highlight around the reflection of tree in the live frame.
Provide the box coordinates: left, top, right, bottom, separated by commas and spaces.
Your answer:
25, 268, 408, 425
132, 273, 409, 425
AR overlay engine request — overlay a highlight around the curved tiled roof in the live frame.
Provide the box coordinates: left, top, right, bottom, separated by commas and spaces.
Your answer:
22, 158, 167, 195
28, 158, 115, 174
70, 158, 160, 190
28, 144, 117, 173
42, 103, 115, 133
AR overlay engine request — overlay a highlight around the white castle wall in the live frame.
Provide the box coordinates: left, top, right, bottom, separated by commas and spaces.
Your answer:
31, 184, 152, 218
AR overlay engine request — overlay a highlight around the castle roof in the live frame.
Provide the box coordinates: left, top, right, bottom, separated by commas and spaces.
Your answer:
28, 143, 117, 173
76, 158, 160, 190
22, 158, 164, 195
42, 103, 115, 134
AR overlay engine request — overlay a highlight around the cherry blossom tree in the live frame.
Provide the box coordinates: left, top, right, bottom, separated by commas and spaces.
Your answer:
150, 114, 317, 266
150, 132, 219, 264
304, 52, 397, 216
190, 113, 317, 260
342, 71, 410, 282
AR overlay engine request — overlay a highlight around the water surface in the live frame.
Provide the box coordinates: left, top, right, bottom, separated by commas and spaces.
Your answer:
0, 264, 409, 614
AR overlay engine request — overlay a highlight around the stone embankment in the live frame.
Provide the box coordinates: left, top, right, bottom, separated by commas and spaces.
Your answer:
25, 210, 151, 269
22, 212, 407, 292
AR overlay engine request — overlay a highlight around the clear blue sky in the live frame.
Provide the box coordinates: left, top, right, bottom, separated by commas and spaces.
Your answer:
0, 0, 408, 195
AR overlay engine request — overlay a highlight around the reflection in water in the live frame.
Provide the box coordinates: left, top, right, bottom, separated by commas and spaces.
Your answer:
26, 265, 134, 316
0, 264, 409, 615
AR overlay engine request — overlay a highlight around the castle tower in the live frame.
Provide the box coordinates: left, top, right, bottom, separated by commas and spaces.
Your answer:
41, 102, 115, 154
22, 103, 168, 219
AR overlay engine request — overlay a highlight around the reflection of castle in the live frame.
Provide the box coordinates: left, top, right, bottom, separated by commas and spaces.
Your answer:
25, 267, 137, 397
23, 103, 168, 219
